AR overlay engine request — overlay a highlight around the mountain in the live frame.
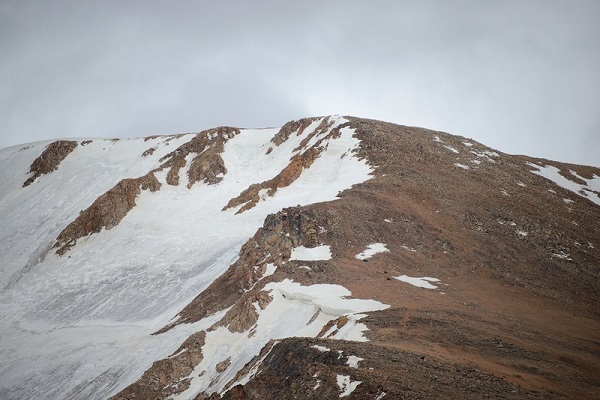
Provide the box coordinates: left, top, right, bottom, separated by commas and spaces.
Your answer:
0, 116, 598, 400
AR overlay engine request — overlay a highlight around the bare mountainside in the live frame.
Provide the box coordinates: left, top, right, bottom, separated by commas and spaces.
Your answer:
0, 116, 598, 399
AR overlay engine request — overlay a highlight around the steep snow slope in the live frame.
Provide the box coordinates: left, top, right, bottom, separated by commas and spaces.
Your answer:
0, 116, 377, 399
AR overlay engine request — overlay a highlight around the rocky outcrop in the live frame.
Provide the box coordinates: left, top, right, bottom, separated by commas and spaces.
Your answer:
111, 331, 206, 400
165, 157, 186, 186
219, 338, 550, 400
214, 291, 272, 333
291, 117, 334, 152
141, 147, 156, 157
269, 117, 317, 146
159, 126, 239, 188
317, 316, 348, 338
53, 172, 161, 255
23, 140, 78, 186
186, 145, 227, 187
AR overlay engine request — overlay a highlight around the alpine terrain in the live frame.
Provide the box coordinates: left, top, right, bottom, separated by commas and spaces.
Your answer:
0, 116, 599, 400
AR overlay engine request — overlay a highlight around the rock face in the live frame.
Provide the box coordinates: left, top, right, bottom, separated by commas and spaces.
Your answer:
158, 126, 239, 187
53, 172, 161, 255
112, 331, 207, 400
218, 338, 547, 400
23, 140, 78, 186
1, 116, 599, 400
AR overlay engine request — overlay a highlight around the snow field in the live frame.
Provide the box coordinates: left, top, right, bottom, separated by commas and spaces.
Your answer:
0, 116, 376, 399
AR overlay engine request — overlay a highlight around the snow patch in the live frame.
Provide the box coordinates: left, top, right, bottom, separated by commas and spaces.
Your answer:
355, 243, 389, 260
527, 162, 600, 206
454, 163, 469, 170
337, 374, 361, 397
443, 145, 459, 154
394, 275, 441, 289
346, 355, 364, 368
552, 251, 573, 261
262, 263, 277, 277
257, 188, 270, 202
266, 279, 389, 316
312, 345, 331, 352
290, 245, 332, 261
470, 150, 498, 162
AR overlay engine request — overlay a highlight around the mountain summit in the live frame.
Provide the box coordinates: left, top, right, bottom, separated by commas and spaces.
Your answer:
1, 116, 598, 399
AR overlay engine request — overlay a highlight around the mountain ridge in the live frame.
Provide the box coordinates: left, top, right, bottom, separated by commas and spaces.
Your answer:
0, 116, 598, 399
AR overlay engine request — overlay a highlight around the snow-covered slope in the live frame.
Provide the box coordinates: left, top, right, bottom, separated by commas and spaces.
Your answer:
0, 116, 379, 399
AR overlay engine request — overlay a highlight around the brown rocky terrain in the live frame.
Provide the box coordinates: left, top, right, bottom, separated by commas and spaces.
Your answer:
215, 338, 549, 400
157, 126, 239, 188
53, 171, 162, 255
22, 140, 78, 186
106, 117, 599, 399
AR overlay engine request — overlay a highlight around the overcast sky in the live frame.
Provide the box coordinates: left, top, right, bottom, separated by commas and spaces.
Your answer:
1, 1, 599, 166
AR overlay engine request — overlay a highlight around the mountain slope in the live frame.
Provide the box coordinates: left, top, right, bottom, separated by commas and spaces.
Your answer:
0, 116, 598, 399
